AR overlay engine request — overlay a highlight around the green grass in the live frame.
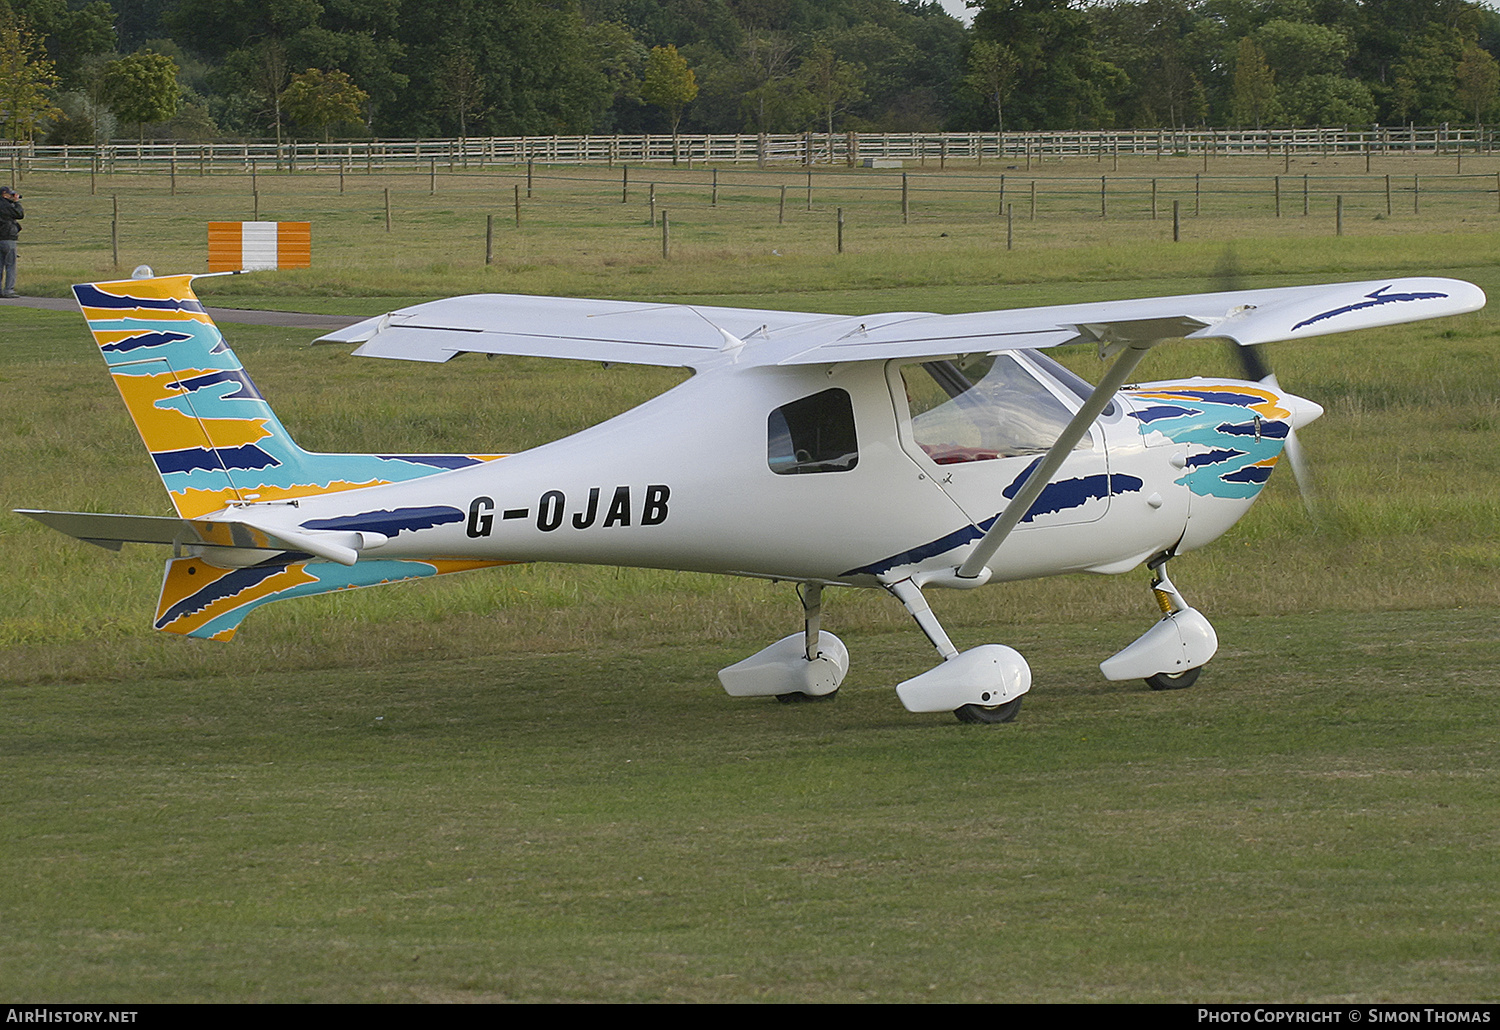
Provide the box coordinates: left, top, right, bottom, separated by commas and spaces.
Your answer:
5, 609, 1497, 1002
1, 168, 1498, 1001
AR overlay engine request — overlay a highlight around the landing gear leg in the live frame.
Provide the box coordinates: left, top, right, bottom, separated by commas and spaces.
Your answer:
884, 578, 1030, 723
717, 582, 848, 701
776, 583, 838, 703
1099, 552, 1218, 690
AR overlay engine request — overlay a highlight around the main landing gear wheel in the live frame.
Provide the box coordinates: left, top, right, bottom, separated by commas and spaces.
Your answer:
1145, 667, 1201, 691
776, 689, 838, 704
954, 695, 1023, 724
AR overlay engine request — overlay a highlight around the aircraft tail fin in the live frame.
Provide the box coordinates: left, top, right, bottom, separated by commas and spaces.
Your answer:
75, 275, 501, 519
153, 555, 509, 641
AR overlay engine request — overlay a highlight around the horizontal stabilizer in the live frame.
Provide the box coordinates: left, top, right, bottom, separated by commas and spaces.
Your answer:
17, 509, 204, 551
21, 508, 381, 565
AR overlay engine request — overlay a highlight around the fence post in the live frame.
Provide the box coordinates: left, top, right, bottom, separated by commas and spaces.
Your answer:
998, 174, 1005, 217
1195, 172, 1201, 216
1030, 179, 1036, 220
1151, 178, 1157, 220
486, 213, 493, 265
384, 187, 391, 232
806, 170, 812, 211
1100, 175, 1107, 218
1336, 195, 1344, 235
649, 183, 656, 226
527, 160, 533, 198
622, 165, 628, 203
902, 173, 909, 223
661, 211, 670, 259
837, 207, 844, 253
1006, 204, 1013, 250
430, 157, 436, 195
779, 184, 786, 224
1275, 175, 1281, 217
1414, 174, 1420, 214
712, 168, 718, 207
1173, 199, 1180, 242
111, 194, 118, 268
514, 184, 521, 227
1386, 174, 1392, 216
1303, 173, 1309, 216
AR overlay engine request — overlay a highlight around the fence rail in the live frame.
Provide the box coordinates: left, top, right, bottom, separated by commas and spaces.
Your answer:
3, 126, 1498, 175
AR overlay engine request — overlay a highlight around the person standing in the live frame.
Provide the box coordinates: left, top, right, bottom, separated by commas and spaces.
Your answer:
0, 186, 23, 297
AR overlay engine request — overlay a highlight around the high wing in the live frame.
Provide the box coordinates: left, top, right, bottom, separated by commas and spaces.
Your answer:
317, 278, 1485, 370
318, 294, 859, 368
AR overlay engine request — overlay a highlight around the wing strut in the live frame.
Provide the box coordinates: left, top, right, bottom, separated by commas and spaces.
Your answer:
954, 319, 1195, 580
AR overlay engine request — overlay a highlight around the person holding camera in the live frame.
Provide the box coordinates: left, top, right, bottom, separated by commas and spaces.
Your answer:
0, 186, 24, 297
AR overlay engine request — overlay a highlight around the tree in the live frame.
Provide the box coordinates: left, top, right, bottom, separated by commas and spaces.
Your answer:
433, 46, 485, 140
970, 0, 1126, 129
799, 42, 863, 136
736, 31, 804, 132
640, 43, 697, 159
99, 49, 178, 141
0, 17, 59, 142
280, 66, 367, 140
1456, 42, 1500, 127
6, 0, 114, 89
1389, 25, 1466, 124
1281, 73, 1376, 125
1254, 19, 1352, 84
1231, 36, 1277, 128
964, 38, 1019, 132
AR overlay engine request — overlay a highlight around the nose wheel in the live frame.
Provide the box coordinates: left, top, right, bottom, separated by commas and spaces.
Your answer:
1099, 553, 1218, 689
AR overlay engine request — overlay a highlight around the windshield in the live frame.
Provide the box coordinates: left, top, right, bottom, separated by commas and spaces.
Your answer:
899, 353, 1086, 465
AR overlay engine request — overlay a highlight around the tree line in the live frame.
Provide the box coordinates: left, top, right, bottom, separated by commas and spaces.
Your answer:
3, 0, 1500, 145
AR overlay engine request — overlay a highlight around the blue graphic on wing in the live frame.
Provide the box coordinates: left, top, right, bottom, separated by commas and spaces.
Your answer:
1292, 285, 1447, 332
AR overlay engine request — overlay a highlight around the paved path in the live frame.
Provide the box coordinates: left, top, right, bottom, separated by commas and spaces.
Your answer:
0, 294, 364, 331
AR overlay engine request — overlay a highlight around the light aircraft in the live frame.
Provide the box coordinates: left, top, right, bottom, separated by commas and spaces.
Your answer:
18, 272, 1484, 722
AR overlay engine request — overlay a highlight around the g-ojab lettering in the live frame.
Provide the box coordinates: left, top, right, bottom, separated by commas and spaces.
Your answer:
465, 485, 671, 538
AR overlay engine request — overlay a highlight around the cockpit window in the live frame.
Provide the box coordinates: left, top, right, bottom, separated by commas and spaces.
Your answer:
1024, 349, 1117, 417
899, 354, 1087, 465
768, 388, 859, 475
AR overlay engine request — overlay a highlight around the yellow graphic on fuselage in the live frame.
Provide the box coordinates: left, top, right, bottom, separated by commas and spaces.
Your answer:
1131, 384, 1292, 422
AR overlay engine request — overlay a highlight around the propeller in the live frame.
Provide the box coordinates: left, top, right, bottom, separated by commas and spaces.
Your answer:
1213, 249, 1320, 517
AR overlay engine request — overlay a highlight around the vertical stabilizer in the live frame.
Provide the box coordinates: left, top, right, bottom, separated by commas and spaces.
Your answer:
75, 275, 502, 519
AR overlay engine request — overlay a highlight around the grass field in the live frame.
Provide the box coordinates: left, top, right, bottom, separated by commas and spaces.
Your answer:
1, 165, 1497, 1002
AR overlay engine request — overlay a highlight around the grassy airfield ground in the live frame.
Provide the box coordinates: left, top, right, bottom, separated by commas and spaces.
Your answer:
1, 157, 1497, 1002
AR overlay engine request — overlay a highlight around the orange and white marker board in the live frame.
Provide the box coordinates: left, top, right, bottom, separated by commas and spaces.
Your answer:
207, 222, 311, 272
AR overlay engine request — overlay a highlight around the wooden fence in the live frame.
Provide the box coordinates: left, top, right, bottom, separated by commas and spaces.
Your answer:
4, 126, 1500, 176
